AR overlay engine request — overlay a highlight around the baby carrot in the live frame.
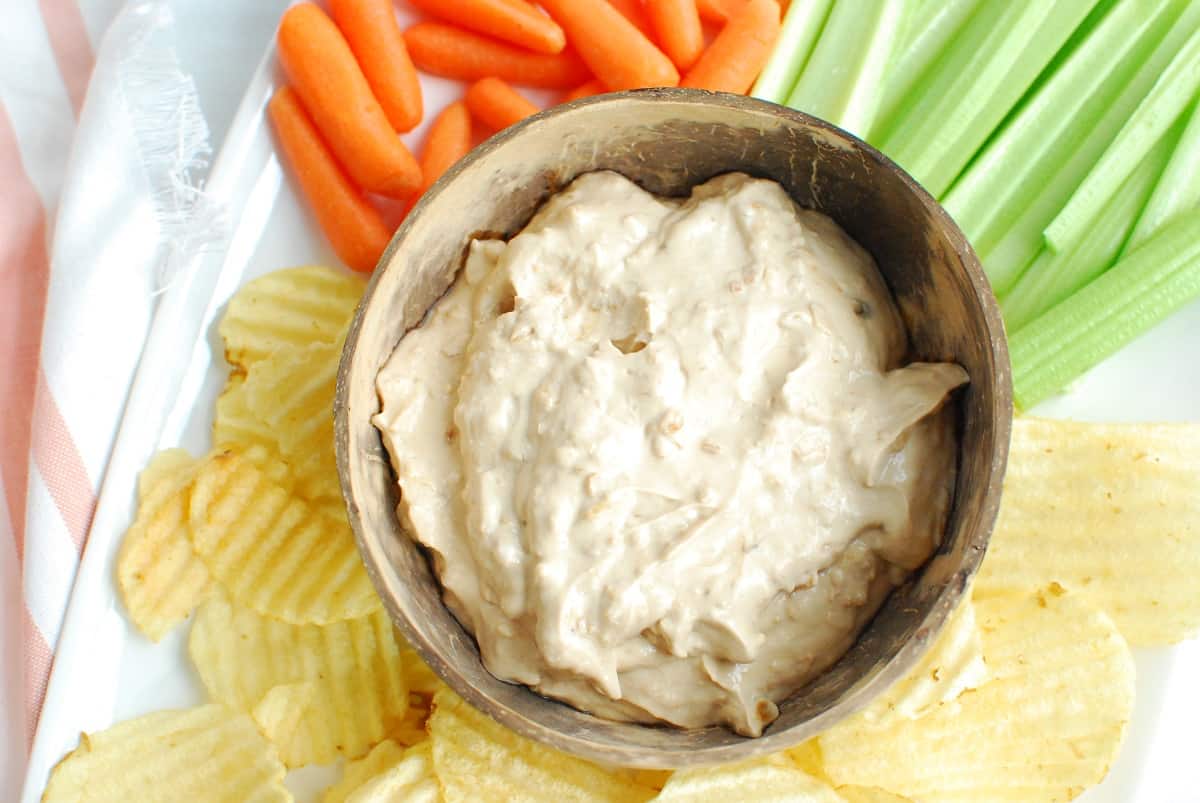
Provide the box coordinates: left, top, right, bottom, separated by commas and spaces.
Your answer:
563, 79, 608, 102
408, 0, 566, 55
607, 0, 654, 38
277, 3, 422, 199
647, 0, 704, 71
538, 0, 680, 90
682, 0, 780, 93
404, 22, 591, 89
268, 86, 392, 273
696, 0, 742, 24
407, 100, 473, 213
329, 0, 423, 132
418, 101, 472, 188
466, 77, 541, 132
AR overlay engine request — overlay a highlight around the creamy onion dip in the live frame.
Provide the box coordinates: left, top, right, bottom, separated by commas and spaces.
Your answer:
374, 171, 967, 736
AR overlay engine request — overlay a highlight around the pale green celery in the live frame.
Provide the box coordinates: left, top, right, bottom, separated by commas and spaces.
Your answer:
1123, 98, 1200, 254
1044, 26, 1200, 254
785, 0, 908, 139
751, 0, 834, 105
943, 0, 1180, 254
878, 0, 1099, 197
871, 0, 984, 142
1001, 131, 1175, 330
979, 0, 1200, 294
1031, 0, 1122, 89
1010, 210, 1200, 410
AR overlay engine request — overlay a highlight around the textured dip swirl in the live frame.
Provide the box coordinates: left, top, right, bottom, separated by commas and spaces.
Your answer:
374, 171, 967, 735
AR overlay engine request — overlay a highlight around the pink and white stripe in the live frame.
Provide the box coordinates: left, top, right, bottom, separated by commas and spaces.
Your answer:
0, 0, 111, 795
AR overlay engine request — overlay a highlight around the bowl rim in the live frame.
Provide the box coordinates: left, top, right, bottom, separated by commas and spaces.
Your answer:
335, 87, 1013, 767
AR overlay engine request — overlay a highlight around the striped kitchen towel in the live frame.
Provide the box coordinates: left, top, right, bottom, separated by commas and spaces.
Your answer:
0, 1, 253, 798
1, 3, 111, 796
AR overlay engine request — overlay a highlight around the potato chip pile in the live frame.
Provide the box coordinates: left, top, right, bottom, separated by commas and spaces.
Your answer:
44, 265, 1200, 802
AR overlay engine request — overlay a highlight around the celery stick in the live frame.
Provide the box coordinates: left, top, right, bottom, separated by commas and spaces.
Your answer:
872, 0, 984, 141
1044, 26, 1200, 254
1001, 131, 1175, 330
878, 0, 1100, 197
978, 0, 1200, 293
1123, 98, 1200, 254
942, 0, 1181, 255
1010, 210, 1200, 410
1031, 0, 1121, 90
785, 0, 908, 138
751, 0, 834, 105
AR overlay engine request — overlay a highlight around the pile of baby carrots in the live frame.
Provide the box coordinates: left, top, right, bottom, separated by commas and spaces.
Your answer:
268, 0, 782, 273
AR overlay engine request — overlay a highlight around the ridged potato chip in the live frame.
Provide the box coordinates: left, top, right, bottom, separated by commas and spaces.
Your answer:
835, 787, 913, 803
391, 644, 442, 745
400, 645, 446, 698
252, 682, 323, 768
976, 418, 1200, 646
215, 352, 340, 504
213, 374, 277, 453
210, 396, 298, 496
41, 704, 289, 803
135, 448, 194, 500
785, 739, 827, 782
219, 264, 363, 370
863, 599, 988, 724
819, 589, 1135, 802
654, 759, 844, 802
390, 693, 433, 747
241, 337, 342, 503
343, 741, 440, 803
323, 740, 407, 803
188, 447, 378, 624
189, 595, 407, 764
429, 688, 655, 803
237, 442, 299, 493
627, 769, 673, 791
117, 450, 212, 641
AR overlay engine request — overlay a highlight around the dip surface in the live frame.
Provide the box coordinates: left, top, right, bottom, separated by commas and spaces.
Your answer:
374, 172, 967, 735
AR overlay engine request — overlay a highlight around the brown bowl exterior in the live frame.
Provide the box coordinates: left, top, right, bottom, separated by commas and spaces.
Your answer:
335, 89, 1012, 768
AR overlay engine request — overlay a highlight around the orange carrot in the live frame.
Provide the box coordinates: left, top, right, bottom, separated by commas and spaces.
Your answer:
681, 0, 780, 93
406, 100, 473, 214
695, 0, 740, 24
408, 0, 566, 55
404, 22, 591, 89
277, 3, 422, 199
562, 79, 608, 102
329, 0, 423, 132
695, 0, 781, 25
418, 101, 472, 188
606, 0, 654, 38
538, 0, 679, 90
646, 0, 704, 71
465, 77, 540, 132
268, 86, 392, 273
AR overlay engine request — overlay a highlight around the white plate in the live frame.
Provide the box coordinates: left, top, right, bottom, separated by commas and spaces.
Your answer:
20, 20, 1200, 803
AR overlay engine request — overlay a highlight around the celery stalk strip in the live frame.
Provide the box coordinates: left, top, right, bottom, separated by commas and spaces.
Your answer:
1044, 26, 1200, 254
785, 0, 907, 139
878, 0, 1099, 197
1029, 0, 1122, 95
1123, 98, 1200, 254
1010, 210, 1200, 411
751, 0, 834, 105
943, 0, 1180, 257
1001, 132, 1175, 331
872, 0, 983, 142
978, 0, 1200, 294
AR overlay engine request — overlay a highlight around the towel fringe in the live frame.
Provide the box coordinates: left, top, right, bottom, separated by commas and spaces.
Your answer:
117, 2, 227, 291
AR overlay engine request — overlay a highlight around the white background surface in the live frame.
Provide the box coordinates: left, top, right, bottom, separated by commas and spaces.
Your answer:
16, 2, 1200, 800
